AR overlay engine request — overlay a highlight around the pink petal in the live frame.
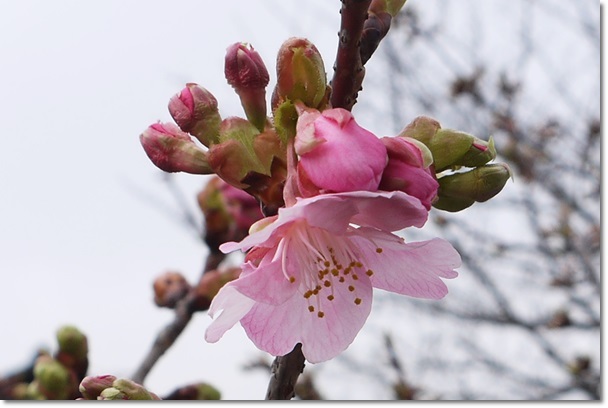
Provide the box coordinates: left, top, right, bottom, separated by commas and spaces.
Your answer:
240, 272, 373, 363
349, 228, 460, 299
220, 191, 430, 255
230, 247, 301, 305
205, 284, 256, 343
341, 190, 429, 231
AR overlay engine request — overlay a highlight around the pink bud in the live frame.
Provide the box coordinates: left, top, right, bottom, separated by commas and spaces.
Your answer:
168, 84, 221, 147
218, 179, 263, 231
379, 137, 439, 210
140, 123, 211, 174
225, 43, 269, 132
225, 43, 269, 91
294, 107, 387, 196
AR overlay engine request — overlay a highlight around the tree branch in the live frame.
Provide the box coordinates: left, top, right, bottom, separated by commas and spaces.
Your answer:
265, 344, 306, 400
330, 0, 372, 110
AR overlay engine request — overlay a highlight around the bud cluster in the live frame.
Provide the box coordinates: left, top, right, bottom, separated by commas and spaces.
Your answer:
4, 326, 89, 400
139, 34, 510, 218
401, 116, 512, 212
79, 376, 161, 400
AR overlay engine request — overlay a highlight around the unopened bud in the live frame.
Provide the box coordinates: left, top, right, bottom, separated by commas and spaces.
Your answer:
193, 267, 241, 311
140, 122, 212, 174
225, 43, 270, 132
55, 325, 88, 380
165, 382, 222, 400
169, 83, 221, 147
274, 37, 329, 110
98, 378, 161, 400
33, 358, 71, 400
401, 116, 496, 172
294, 107, 388, 197
398, 116, 441, 146
433, 163, 512, 212
197, 177, 263, 250
208, 118, 285, 193
79, 375, 116, 400
153, 271, 191, 309
380, 136, 438, 210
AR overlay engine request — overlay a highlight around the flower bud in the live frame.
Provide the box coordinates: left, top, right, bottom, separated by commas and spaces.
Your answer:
153, 271, 191, 309
193, 267, 241, 311
32, 358, 72, 400
165, 382, 222, 400
98, 378, 161, 400
140, 122, 212, 174
55, 325, 88, 380
398, 115, 441, 146
197, 177, 263, 250
400, 116, 496, 173
433, 163, 512, 212
169, 83, 221, 147
79, 375, 116, 400
294, 107, 387, 197
208, 118, 285, 192
225, 43, 270, 132
379, 136, 438, 210
273, 37, 329, 110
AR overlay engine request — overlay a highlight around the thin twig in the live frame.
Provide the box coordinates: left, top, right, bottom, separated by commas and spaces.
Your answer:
131, 243, 226, 384
131, 291, 199, 384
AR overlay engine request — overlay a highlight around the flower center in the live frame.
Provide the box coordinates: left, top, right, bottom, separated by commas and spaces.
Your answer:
285, 222, 377, 319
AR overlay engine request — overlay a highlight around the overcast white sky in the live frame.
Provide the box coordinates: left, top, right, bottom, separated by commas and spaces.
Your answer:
0, 0, 603, 401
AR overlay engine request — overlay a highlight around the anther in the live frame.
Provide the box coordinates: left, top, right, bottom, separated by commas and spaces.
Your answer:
327, 295, 335, 301
289, 276, 296, 283
366, 270, 374, 276
354, 298, 362, 305
324, 280, 331, 287
348, 285, 355, 292
308, 305, 315, 312
317, 311, 325, 318
376, 248, 383, 253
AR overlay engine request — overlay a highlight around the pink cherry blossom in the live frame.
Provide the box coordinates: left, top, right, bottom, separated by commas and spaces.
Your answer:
380, 136, 439, 210
205, 190, 460, 363
294, 108, 388, 196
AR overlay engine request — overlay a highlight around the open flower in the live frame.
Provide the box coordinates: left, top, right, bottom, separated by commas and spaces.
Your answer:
205, 190, 460, 363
